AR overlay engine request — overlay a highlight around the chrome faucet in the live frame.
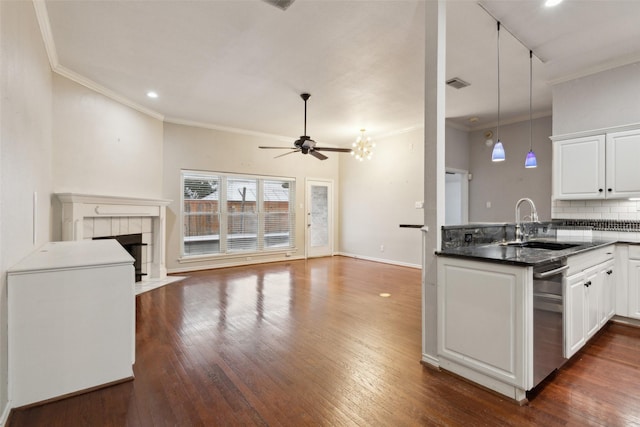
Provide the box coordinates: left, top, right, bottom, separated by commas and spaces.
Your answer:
515, 198, 539, 242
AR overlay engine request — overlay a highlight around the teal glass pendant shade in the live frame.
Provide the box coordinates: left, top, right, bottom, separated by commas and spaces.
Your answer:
525, 149, 537, 168
491, 140, 505, 162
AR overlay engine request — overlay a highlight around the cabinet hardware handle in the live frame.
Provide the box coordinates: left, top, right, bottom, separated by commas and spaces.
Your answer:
608, 188, 612, 192
599, 189, 604, 192
585, 281, 592, 287
533, 265, 569, 279
607, 270, 613, 275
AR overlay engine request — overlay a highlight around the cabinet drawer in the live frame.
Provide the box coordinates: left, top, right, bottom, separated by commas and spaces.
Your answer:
567, 245, 615, 276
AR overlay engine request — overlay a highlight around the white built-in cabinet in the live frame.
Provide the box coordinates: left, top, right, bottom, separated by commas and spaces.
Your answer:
627, 245, 640, 319
552, 128, 640, 200
8, 240, 135, 407
437, 257, 531, 402
564, 246, 615, 358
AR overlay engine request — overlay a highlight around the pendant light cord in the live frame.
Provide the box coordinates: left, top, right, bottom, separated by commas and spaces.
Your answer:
529, 50, 533, 151
496, 22, 501, 143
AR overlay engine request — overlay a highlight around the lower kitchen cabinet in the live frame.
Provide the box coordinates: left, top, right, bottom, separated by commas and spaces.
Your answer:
628, 247, 640, 319
437, 257, 531, 401
564, 256, 615, 359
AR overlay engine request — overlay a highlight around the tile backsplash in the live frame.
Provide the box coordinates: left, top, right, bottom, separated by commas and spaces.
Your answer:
552, 199, 640, 221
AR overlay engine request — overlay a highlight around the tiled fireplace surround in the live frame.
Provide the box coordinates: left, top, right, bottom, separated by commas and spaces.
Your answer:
56, 193, 171, 280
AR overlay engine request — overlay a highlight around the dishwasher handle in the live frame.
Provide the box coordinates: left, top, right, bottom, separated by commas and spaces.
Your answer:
533, 264, 569, 279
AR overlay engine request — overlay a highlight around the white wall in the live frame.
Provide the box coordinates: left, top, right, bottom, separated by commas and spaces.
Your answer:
552, 62, 640, 136
0, 1, 53, 419
162, 122, 339, 273
52, 75, 164, 199
468, 116, 553, 222
445, 125, 470, 172
338, 128, 424, 267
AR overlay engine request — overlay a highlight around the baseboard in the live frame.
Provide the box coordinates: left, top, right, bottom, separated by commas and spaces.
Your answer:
334, 252, 421, 269
421, 353, 440, 369
167, 255, 306, 274
1, 400, 11, 427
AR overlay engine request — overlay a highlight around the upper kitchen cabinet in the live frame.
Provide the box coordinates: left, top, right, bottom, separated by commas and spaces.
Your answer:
552, 128, 640, 200
606, 129, 640, 198
553, 135, 605, 200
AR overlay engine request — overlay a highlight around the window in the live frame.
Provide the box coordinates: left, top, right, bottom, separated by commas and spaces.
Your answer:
182, 170, 295, 257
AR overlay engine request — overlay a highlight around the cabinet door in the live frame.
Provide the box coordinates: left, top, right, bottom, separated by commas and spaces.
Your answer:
606, 130, 640, 198
600, 260, 615, 325
553, 135, 605, 200
565, 273, 587, 358
583, 267, 600, 340
628, 259, 640, 320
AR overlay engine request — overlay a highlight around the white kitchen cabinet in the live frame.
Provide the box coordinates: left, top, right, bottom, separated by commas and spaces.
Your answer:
606, 130, 640, 198
8, 240, 135, 407
599, 260, 616, 325
437, 257, 531, 401
628, 245, 640, 319
564, 249, 615, 359
553, 135, 605, 200
565, 272, 587, 358
553, 128, 640, 200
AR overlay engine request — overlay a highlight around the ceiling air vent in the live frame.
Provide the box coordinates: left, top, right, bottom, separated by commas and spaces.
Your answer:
446, 77, 470, 89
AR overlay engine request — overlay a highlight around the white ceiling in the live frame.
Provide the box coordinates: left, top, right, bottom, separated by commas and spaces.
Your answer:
41, 0, 640, 146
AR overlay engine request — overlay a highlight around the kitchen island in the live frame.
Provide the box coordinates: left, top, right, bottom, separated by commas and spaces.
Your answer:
436, 237, 615, 402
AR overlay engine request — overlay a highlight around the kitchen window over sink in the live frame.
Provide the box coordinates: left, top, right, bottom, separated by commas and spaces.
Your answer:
181, 170, 295, 257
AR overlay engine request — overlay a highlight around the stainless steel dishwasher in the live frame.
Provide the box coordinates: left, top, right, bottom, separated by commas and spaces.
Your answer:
532, 260, 569, 387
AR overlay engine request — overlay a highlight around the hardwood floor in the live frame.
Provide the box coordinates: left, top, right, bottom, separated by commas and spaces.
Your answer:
8, 256, 640, 426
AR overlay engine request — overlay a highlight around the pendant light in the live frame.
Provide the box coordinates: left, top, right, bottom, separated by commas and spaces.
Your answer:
492, 22, 505, 162
524, 50, 538, 168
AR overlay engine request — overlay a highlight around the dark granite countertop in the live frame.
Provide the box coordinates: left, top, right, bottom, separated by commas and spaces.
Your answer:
436, 239, 616, 267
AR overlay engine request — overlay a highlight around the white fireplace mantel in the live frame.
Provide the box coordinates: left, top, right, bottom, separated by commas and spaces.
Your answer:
56, 193, 172, 279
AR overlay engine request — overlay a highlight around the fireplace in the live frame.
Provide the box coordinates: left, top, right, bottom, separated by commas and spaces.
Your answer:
94, 233, 147, 282
56, 193, 171, 280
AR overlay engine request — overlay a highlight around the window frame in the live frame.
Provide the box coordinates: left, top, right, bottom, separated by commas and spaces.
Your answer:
180, 170, 296, 259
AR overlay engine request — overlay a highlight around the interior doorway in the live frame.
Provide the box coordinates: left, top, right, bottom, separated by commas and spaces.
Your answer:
306, 179, 333, 258
445, 168, 469, 225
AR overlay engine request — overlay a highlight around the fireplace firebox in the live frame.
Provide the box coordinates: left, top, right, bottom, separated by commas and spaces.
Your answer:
94, 233, 147, 282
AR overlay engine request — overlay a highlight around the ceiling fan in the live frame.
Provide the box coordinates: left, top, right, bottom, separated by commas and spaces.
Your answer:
259, 93, 353, 161
261, 0, 296, 11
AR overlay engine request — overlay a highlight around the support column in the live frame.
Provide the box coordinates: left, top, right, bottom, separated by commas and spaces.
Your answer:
422, 0, 446, 366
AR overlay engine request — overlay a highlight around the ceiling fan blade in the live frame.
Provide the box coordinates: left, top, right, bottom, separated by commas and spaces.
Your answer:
261, 0, 295, 10
310, 150, 328, 161
259, 146, 296, 149
314, 147, 353, 153
275, 149, 300, 159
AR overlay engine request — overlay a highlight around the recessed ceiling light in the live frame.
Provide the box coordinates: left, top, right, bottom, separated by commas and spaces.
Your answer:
545, 0, 563, 7
379, 293, 391, 298
146, 91, 158, 99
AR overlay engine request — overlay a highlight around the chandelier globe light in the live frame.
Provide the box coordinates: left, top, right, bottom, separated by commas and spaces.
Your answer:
351, 129, 375, 161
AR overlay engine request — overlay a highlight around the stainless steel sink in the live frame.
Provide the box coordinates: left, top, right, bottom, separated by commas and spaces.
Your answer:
501, 241, 580, 250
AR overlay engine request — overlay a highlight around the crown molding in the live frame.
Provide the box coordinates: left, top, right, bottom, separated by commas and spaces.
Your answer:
468, 110, 552, 132
549, 56, 640, 86
163, 116, 293, 143
32, 0, 164, 121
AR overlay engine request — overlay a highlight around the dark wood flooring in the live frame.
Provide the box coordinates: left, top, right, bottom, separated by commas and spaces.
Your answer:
8, 256, 640, 426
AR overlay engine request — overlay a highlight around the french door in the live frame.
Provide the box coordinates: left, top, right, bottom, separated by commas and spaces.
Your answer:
306, 179, 333, 258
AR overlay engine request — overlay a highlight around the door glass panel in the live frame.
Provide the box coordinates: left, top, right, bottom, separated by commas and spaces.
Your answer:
310, 185, 328, 247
